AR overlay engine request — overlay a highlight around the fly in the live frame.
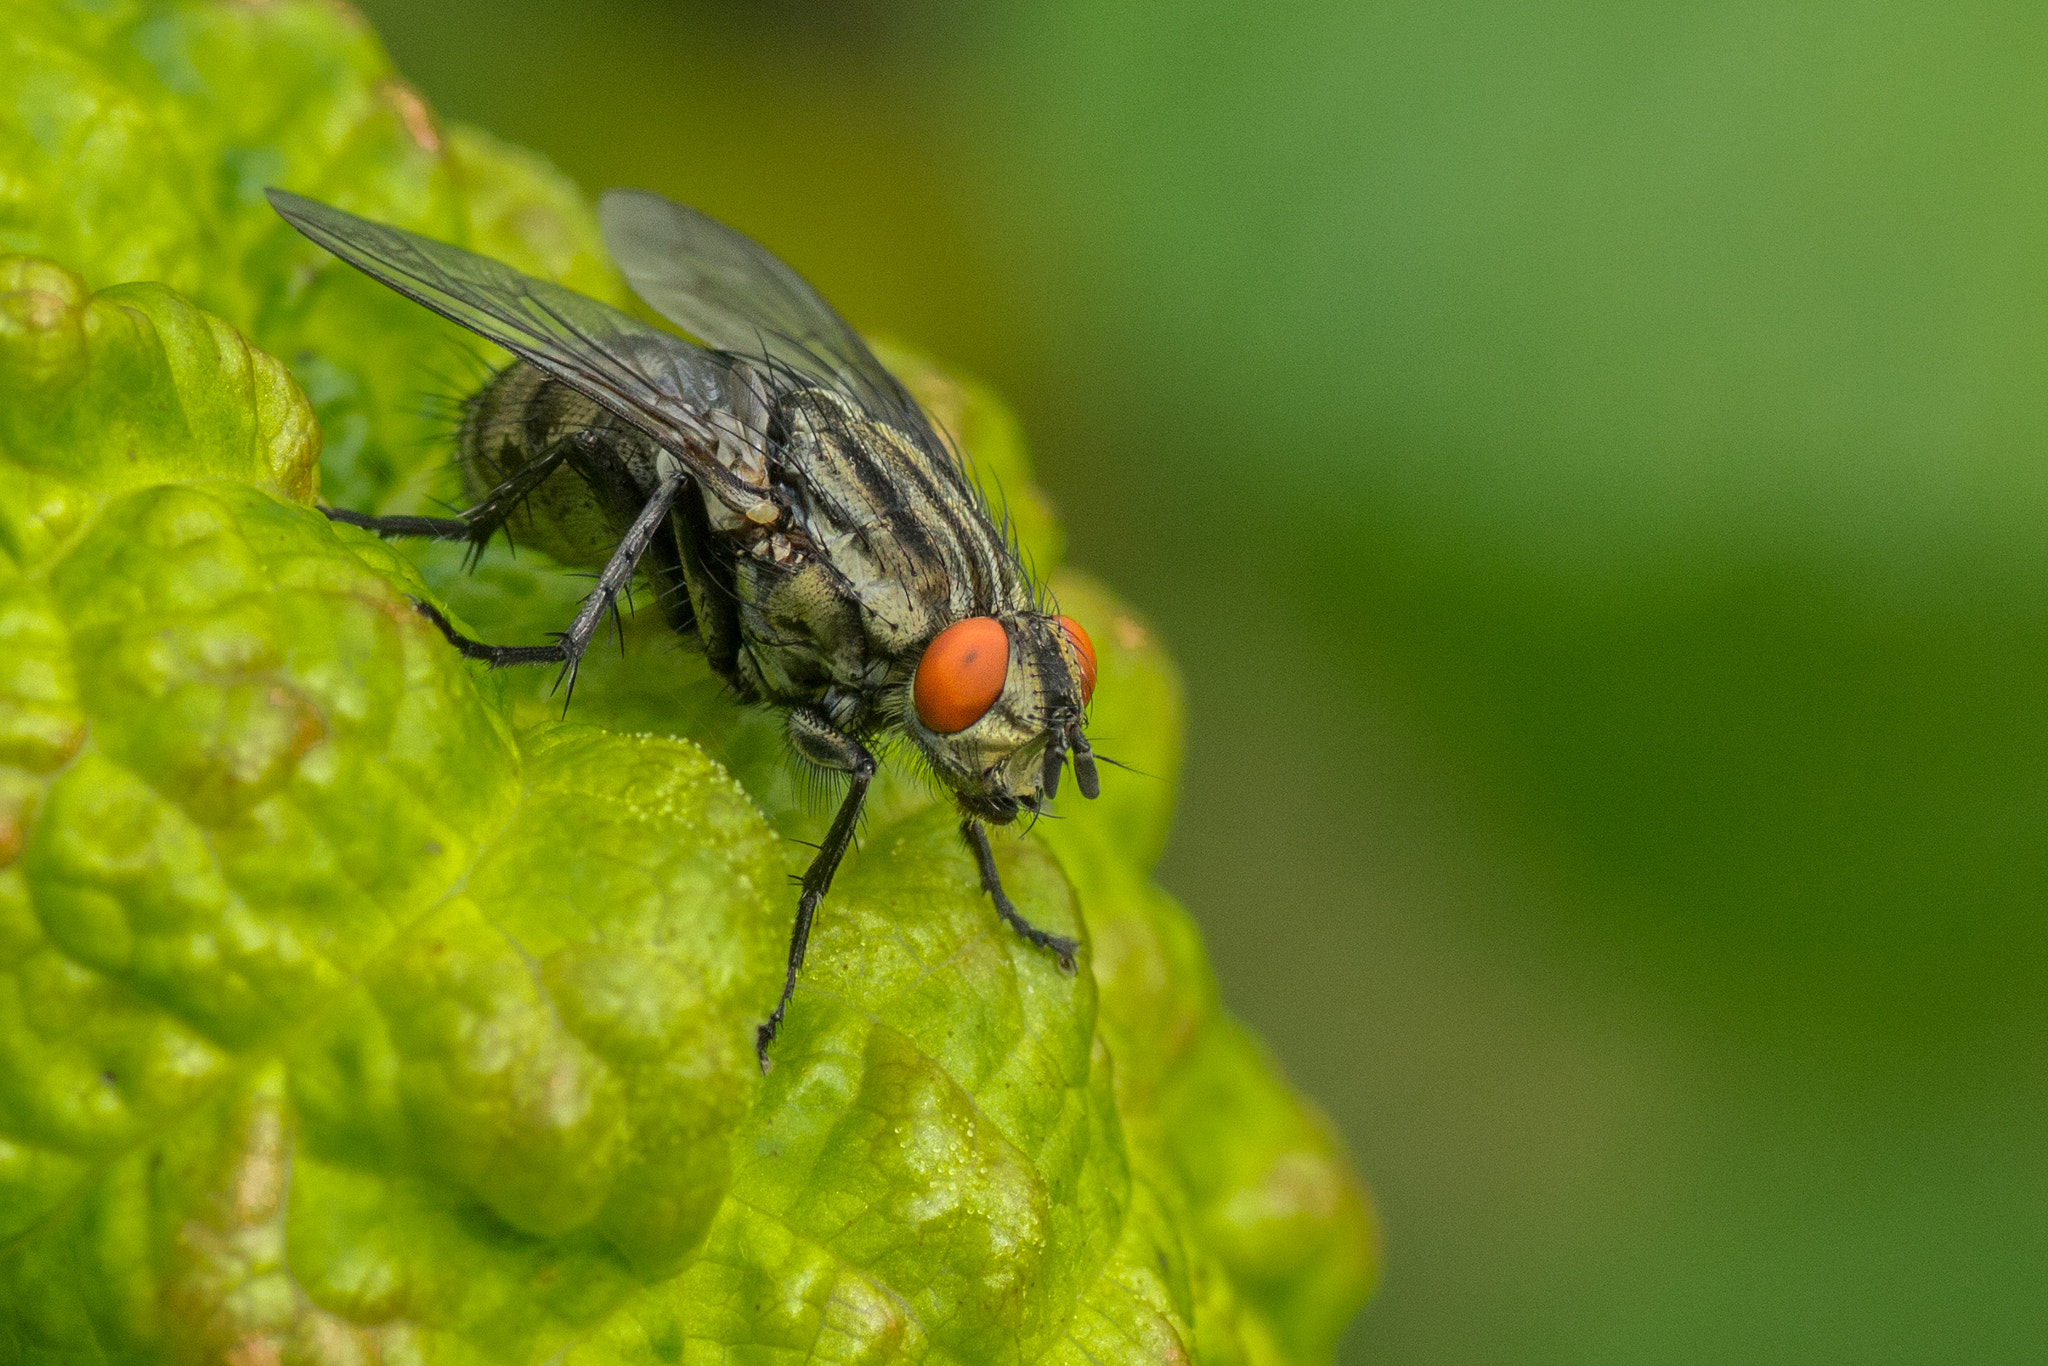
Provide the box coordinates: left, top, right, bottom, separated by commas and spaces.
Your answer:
266, 187, 1102, 1070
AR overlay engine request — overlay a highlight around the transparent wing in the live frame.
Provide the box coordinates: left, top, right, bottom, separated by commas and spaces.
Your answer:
599, 188, 951, 460
268, 189, 762, 512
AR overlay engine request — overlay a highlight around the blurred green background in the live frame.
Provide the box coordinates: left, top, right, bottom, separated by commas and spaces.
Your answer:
348, 1, 2048, 1361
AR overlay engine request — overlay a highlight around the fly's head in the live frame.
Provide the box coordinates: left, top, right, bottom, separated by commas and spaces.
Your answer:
906, 612, 1098, 824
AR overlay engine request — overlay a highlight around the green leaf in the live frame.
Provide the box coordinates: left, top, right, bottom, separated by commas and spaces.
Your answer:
0, 3, 1376, 1362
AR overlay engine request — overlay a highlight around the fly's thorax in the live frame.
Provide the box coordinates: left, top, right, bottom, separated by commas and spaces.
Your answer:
907, 612, 1091, 821
731, 548, 871, 705
771, 387, 1032, 652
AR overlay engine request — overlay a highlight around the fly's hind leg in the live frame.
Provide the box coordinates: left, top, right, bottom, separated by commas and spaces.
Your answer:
408, 469, 688, 700
963, 820, 1079, 974
320, 429, 593, 562
323, 506, 475, 540
408, 599, 567, 668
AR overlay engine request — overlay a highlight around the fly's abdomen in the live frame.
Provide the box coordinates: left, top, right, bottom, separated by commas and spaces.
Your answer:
458, 362, 655, 570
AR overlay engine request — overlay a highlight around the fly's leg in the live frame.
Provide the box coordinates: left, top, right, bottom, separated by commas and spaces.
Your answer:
321, 432, 586, 562
324, 507, 474, 539
411, 469, 688, 701
756, 708, 876, 1072
964, 820, 1079, 974
409, 600, 568, 668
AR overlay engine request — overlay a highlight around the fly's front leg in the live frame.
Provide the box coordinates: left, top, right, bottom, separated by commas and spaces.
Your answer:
756, 707, 876, 1072
412, 468, 688, 697
964, 820, 1079, 974
321, 431, 586, 559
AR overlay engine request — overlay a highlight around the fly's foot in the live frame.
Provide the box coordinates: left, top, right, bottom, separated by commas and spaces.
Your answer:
962, 818, 1081, 975
1003, 915, 1079, 976
408, 597, 572, 670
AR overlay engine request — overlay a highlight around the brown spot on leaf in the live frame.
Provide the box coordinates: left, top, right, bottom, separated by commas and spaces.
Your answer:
0, 775, 38, 866
270, 685, 327, 762
224, 1338, 281, 1366
378, 79, 441, 153
2, 289, 68, 331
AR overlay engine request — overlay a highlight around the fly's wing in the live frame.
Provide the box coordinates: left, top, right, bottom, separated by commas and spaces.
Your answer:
599, 189, 962, 475
267, 189, 765, 514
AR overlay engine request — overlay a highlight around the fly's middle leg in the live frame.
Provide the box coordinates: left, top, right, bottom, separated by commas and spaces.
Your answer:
409, 469, 688, 703
963, 820, 1079, 974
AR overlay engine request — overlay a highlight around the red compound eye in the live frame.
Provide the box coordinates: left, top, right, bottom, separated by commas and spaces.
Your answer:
1058, 615, 1096, 704
915, 617, 1009, 732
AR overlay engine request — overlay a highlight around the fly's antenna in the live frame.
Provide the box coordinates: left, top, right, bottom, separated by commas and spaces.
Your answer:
1041, 729, 1069, 800
1068, 723, 1101, 800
